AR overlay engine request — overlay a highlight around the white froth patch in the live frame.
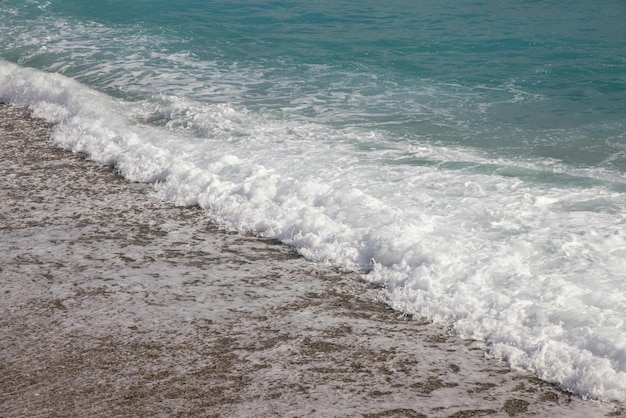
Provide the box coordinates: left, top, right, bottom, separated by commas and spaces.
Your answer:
2, 60, 626, 402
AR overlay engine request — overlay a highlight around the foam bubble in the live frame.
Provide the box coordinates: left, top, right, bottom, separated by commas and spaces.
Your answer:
3, 58, 626, 402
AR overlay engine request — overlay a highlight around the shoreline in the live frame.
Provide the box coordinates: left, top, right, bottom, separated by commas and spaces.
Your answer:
1, 103, 622, 417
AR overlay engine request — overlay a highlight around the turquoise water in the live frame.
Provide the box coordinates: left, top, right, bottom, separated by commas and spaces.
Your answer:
2, 0, 626, 402
5, 0, 626, 171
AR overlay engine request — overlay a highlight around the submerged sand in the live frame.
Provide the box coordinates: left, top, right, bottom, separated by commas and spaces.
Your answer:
1, 103, 623, 417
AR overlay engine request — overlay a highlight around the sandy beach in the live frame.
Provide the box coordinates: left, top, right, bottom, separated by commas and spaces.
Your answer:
1, 103, 623, 417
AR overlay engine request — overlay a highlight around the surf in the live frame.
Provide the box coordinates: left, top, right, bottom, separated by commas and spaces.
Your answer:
2, 0, 626, 402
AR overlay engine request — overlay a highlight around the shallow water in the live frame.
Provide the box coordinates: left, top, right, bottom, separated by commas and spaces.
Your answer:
4, 103, 620, 416
1, 0, 626, 401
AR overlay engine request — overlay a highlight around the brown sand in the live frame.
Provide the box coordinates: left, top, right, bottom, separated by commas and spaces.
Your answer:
1, 103, 624, 417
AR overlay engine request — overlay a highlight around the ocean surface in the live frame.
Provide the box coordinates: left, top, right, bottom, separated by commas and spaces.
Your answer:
1, 0, 625, 402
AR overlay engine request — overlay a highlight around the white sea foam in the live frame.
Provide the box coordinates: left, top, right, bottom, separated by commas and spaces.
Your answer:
2, 59, 626, 402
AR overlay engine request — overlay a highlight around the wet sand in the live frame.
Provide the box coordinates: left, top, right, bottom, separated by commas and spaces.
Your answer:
1, 103, 623, 417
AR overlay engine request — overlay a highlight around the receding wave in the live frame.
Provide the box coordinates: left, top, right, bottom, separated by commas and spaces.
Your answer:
3, 60, 626, 401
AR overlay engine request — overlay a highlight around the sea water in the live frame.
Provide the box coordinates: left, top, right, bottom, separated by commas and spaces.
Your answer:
1, 0, 626, 402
